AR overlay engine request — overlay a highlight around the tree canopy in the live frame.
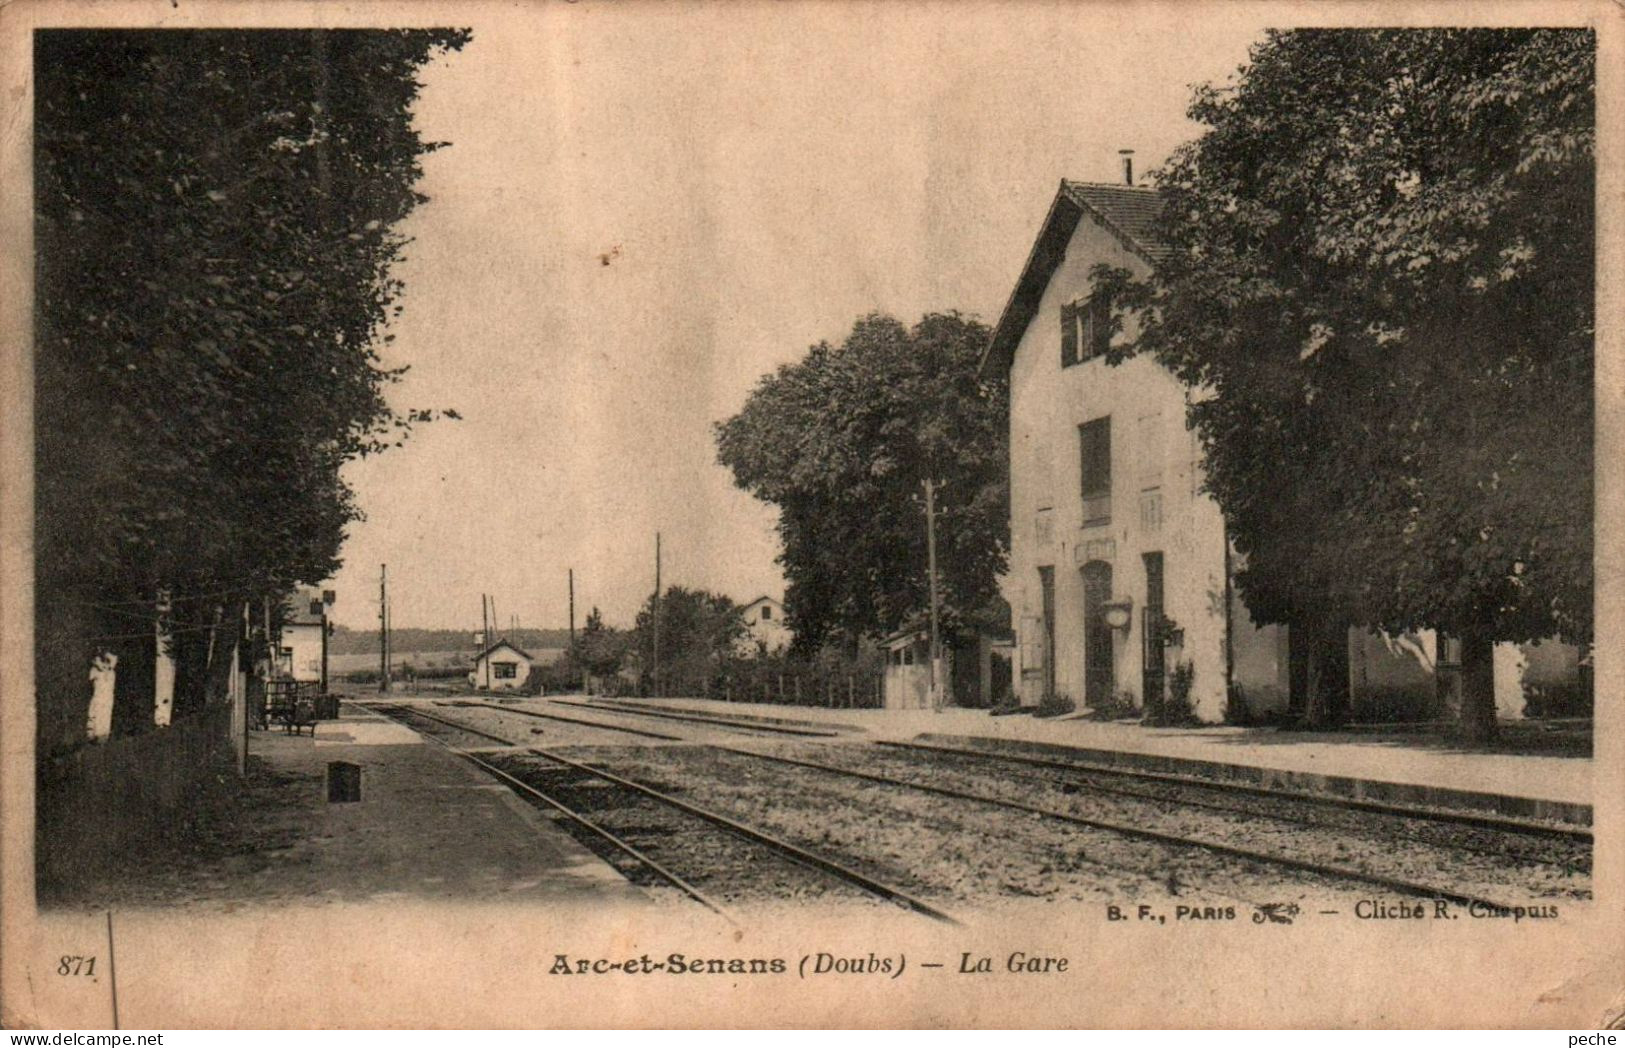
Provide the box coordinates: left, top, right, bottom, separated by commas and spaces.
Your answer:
35, 29, 469, 745
571, 607, 632, 681
633, 587, 745, 695
1095, 28, 1593, 732
715, 312, 1008, 654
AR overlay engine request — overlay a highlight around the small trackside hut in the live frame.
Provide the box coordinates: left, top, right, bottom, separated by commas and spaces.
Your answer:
469, 639, 535, 692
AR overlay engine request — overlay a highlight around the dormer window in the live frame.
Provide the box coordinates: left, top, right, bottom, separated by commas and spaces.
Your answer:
1060, 294, 1112, 368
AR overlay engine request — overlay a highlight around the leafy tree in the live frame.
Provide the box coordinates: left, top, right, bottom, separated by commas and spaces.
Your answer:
633, 587, 745, 696
1094, 29, 1593, 737
570, 607, 631, 682
34, 29, 469, 750
716, 312, 1008, 654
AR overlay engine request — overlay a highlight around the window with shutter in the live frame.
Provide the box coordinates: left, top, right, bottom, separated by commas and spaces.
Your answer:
1060, 301, 1078, 367
1081, 294, 1112, 362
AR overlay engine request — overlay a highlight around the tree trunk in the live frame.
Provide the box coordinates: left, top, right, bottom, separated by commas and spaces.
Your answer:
1302, 640, 1330, 728
1458, 626, 1497, 743
1294, 613, 1348, 729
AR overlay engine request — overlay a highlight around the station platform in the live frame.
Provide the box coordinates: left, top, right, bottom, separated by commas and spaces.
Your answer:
206, 704, 645, 908
580, 696, 1594, 826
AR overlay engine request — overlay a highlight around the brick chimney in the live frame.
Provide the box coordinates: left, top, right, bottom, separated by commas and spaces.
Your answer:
1118, 149, 1135, 186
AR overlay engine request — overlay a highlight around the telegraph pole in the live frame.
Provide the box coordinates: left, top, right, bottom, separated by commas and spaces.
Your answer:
378, 564, 389, 694
652, 533, 662, 698
924, 479, 943, 712
568, 569, 576, 647
481, 594, 491, 689
385, 598, 393, 692
319, 590, 333, 695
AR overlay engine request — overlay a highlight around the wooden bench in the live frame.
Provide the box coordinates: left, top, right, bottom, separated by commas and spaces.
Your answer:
264, 680, 320, 736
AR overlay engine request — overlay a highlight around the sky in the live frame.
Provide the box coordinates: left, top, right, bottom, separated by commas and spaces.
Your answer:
326, 4, 1270, 632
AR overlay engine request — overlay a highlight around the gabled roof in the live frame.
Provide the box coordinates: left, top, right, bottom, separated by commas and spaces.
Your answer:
473, 638, 533, 663
281, 588, 328, 626
738, 595, 784, 611
979, 180, 1168, 378
1064, 181, 1169, 264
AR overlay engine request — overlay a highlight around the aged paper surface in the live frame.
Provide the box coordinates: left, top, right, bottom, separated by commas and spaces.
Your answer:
2, 0, 1622, 1029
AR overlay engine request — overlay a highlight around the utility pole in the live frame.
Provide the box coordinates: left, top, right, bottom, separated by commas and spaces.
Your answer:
924, 478, 943, 713
385, 598, 393, 692
480, 594, 491, 690
378, 564, 389, 694
319, 590, 333, 696
652, 532, 662, 698
487, 595, 497, 688
568, 569, 576, 648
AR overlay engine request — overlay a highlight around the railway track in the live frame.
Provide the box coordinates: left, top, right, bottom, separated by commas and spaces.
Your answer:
695, 742, 1564, 911
882, 738, 1592, 842
484, 698, 1584, 870
360, 702, 957, 924
548, 698, 846, 738
442, 699, 685, 741
361, 703, 731, 916
866, 740, 1589, 873
359, 700, 1576, 913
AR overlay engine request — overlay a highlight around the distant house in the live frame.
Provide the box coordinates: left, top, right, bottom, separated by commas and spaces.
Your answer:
277, 590, 329, 685
469, 639, 534, 691
881, 605, 1014, 711
735, 595, 793, 655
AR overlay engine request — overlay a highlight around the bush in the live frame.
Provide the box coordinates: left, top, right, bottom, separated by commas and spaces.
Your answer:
1148, 660, 1199, 726
1088, 687, 1140, 721
1522, 680, 1592, 719
1034, 692, 1077, 719
536, 655, 585, 695
404, 664, 471, 681
1223, 683, 1252, 726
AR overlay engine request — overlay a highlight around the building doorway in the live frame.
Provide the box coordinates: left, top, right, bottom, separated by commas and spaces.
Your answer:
1142, 552, 1166, 719
1081, 560, 1114, 707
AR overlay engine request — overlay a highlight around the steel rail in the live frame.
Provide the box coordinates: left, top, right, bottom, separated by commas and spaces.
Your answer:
524, 744, 959, 925
549, 698, 843, 738
881, 739, 1592, 842
445, 700, 686, 741
861, 741, 1583, 872
359, 703, 734, 920
365, 701, 957, 924
705, 744, 1534, 912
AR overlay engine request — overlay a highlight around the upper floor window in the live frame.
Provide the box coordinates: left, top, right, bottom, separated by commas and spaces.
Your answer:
1079, 416, 1112, 527
1061, 294, 1112, 368
1137, 411, 1164, 484
761, 605, 772, 620
1139, 488, 1163, 532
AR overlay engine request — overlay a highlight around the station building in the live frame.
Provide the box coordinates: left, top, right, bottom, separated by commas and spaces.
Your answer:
981, 177, 1287, 722
981, 175, 1588, 724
